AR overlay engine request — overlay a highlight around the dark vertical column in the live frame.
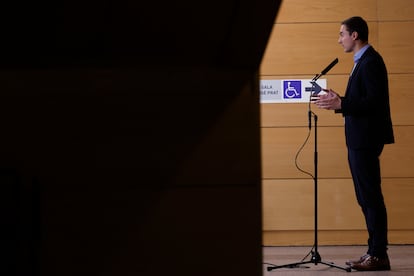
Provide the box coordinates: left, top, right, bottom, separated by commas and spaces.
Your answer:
0, 1, 281, 275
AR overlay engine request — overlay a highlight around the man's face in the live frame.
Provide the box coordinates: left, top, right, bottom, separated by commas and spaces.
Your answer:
338, 24, 356, 53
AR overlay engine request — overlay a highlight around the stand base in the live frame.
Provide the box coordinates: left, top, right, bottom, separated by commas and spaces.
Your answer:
267, 251, 352, 272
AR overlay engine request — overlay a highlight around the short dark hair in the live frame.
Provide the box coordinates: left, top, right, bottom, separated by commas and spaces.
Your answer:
342, 16, 369, 42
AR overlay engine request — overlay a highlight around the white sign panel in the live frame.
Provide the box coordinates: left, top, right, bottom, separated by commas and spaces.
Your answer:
260, 79, 327, 103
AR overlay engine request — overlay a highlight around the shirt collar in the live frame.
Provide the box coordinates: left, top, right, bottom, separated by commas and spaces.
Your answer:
354, 44, 370, 63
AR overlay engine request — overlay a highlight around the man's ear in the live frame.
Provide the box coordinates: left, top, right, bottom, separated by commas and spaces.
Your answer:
351, 31, 359, 41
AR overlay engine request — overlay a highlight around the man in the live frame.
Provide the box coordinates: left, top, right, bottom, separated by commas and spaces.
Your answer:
314, 16, 394, 271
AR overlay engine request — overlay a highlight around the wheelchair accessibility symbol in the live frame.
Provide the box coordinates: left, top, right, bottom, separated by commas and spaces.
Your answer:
283, 81, 301, 99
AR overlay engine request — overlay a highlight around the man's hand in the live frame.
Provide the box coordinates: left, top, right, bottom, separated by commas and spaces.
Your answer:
314, 89, 341, 110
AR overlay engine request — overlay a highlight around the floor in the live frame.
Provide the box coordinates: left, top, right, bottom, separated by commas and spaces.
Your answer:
263, 245, 414, 275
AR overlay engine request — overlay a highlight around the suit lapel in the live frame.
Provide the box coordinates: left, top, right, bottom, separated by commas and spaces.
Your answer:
345, 46, 372, 96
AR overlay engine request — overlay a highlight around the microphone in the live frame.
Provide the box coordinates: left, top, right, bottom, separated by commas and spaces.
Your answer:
312, 58, 339, 82
309, 58, 339, 129
321, 58, 339, 75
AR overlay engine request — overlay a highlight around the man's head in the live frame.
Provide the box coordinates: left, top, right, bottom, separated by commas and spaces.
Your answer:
338, 16, 369, 53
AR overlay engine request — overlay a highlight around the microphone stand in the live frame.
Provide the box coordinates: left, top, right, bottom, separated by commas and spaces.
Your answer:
267, 67, 351, 273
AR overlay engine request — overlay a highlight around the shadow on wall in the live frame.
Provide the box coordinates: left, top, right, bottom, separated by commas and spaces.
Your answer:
0, 1, 282, 275
1, 1, 278, 69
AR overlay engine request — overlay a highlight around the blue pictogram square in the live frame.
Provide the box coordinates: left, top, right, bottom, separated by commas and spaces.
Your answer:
283, 80, 302, 99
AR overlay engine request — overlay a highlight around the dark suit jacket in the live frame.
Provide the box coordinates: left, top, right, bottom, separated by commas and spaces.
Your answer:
337, 46, 394, 149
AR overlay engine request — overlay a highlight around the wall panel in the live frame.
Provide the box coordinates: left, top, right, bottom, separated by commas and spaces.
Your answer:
261, 127, 349, 179
262, 126, 413, 179
261, 23, 378, 76
261, 75, 350, 127
261, 0, 414, 246
276, 0, 377, 23
262, 179, 364, 231
388, 74, 414, 125
261, 74, 414, 127
261, 103, 345, 127
378, 0, 414, 21
378, 22, 414, 74
263, 178, 414, 245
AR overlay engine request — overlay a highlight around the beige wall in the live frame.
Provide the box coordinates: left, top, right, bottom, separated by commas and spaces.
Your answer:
261, 0, 414, 245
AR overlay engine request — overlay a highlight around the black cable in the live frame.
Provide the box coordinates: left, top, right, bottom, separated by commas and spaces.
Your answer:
293, 89, 316, 180
294, 126, 314, 179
